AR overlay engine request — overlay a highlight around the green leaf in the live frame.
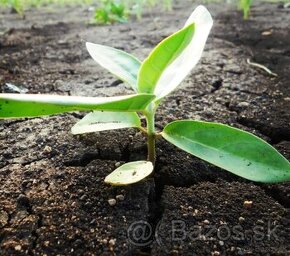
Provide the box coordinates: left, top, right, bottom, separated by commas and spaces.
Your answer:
138, 5, 213, 100
162, 120, 290, 183
0, 93, 155, 118
71, 111, 141, 134
105, 161, 153, 185
86, 42, 141, 92
137, 23, 195, 95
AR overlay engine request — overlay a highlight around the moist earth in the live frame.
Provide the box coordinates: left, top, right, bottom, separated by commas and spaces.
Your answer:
0, 1, 290, 255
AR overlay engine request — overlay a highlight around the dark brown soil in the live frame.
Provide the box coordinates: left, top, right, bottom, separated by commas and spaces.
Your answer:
0, 1, 290, 255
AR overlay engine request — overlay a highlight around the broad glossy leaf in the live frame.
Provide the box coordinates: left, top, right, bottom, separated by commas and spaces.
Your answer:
138, 23, 195, 95
105, 161, 153, 185
0, 93, 155, 118
86, 42, 141, 92
71, 111, 141, 134
162, 120, 290, 183
139, 5, 213, 100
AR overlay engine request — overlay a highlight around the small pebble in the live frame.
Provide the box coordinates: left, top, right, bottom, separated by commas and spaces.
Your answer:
261, 30, 272, 36
80, 195, 87, 201
116, 194, 125, 201
0, 211, 9, 227
239, 216, 245, 222
108, 199, 117, 206
212, 251, 220, 256
238, 102, 249, 108
43, 145, 52, 154
115, 162, 121, 167
219, 241, 224, 246
199, 235, 206, 240
243, 200, 253, 209
14, 245, 22, 251
203, 219, 210, 225
171, 249, 179, 255
109, 238, 116, 246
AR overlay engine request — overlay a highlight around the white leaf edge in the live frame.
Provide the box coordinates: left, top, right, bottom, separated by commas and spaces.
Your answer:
71, 111, 141, 135
154, 5, 213, 100
86, 42, 141, 92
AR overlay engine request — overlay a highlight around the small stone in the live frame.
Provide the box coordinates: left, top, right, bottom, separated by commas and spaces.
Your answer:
0, 211, 9, 228
239, 216, 245, 222
108, 199, 117, 206
243, 200, 253, 209
171, 249, 179, 255
43, 145, 52, 154
14, 245, 22, 251
109, 238, 116, 246
238, 101, 249, 108
115, 162, 121, 167
231, 246, 236, 252
203, 219, 210, 225
212, 251, 220, 256
102, 239, 108, 244
199, 235, 206, 240
116, 194, 125, 201
219, 241, 224, 246
80, 195, 87, 201
257, 219, 264, 224
261, 30, 272, 36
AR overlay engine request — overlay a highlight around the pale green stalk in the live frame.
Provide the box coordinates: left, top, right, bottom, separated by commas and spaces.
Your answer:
144, 103, 156, 165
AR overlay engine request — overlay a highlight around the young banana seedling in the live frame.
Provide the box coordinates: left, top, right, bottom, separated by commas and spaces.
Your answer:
1, 6, 290, 185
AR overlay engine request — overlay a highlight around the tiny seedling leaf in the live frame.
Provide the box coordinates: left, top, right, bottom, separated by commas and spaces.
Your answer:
0, 93, 155, 118
105, 161, 153, 185
139, 5, 213, 100
138, 23, 195, 95
71, 111, 141, 134
86, 42, 141, 92
162, 120, 290, 183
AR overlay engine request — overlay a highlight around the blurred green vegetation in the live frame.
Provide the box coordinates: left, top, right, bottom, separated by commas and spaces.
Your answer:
0, 0, 93, 15
92, 0, 172, 24
0, 0, 289, 22
239, 0, 252, 19
0, 0, 172, 21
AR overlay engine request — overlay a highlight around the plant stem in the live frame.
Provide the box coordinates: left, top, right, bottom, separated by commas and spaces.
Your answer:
145, 104, 156, 166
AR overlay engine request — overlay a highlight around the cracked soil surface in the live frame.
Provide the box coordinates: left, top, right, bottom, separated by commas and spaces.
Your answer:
0, 1, 290, 255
